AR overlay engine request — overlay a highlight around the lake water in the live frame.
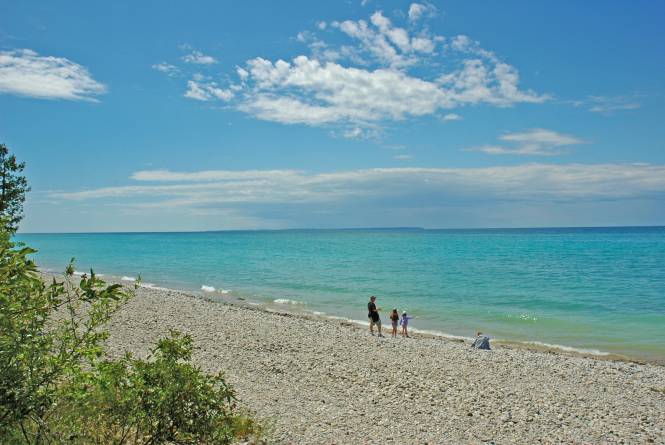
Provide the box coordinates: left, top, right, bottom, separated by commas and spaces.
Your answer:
16, 227, 665, 361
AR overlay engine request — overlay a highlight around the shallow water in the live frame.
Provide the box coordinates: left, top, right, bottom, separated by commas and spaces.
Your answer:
16, 227, 665, 360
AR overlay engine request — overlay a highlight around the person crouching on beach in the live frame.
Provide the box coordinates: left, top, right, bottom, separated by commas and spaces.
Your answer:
470, 331, 491, 350
390, 308, 399, 337
400, 311, 414, 337
367, 296, 383, 337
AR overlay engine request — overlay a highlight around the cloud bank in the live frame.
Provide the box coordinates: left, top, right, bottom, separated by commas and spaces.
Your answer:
52, 163, 665, 206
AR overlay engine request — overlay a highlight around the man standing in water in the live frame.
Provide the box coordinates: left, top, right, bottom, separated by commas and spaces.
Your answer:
367, 296, 383, 337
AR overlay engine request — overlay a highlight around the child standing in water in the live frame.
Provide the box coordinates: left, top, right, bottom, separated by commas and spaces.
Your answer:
390, 309, 399, 337
400, 311, 414, 337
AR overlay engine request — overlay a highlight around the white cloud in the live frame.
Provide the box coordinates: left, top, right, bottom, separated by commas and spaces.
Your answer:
394, 154, 413, 160
239, 56, 447, 124
448, 35, 497, 62
317, 21, 327, 30
182, 50, 217, 65
466, 128, 585, 156
442, 113, 462, 121
184, 79, 234, 101
152, 62, 180, 77
341, 126, 377, 139
0, 48, 106, 101
334, 11, 439, 67
172, 7, 548, 132
586, 95, 642, 114
50, 164, 665, 207
131, 169, 301, 181
233, 55, 545, 126
408, 3, 436, 22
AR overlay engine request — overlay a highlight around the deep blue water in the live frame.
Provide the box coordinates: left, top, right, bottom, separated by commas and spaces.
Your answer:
16, 227, 665, 360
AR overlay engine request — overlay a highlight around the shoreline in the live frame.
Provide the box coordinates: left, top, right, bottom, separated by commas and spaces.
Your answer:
46, 271, 665, 443
60, 269, 661, 365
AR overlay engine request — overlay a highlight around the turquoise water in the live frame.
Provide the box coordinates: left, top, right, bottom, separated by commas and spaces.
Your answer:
15, 227, 665, 361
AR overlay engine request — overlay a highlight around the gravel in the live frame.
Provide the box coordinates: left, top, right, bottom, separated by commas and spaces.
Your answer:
102, 284, 665, 444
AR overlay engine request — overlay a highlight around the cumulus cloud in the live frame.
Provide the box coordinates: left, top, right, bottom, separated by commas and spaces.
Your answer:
442, 113, 462, 121
408, 3, 436, 22
171, 7, 547, 134
466, 129, 585, 156
232, 54, 545, 127
339, 126, 379, 139
182, 50, 217, 65
333, 11, 439, 67
152, 62, 180, 77
0, 49, 106, 101
184, 78, 235, 101
237, 56, 448, 124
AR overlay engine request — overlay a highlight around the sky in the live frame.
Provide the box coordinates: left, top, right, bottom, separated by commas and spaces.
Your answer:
2, 0, 665, 232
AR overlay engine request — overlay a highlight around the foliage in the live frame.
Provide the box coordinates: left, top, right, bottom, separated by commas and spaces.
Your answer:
0, 144, 30, 233
53, 332, 262, 444
0, 228, 262, 444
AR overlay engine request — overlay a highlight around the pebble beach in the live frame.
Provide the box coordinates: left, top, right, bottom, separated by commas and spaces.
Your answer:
97, 281, 665, 444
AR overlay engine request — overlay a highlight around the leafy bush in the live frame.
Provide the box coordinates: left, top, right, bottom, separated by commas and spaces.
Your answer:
0, 229, 262, 444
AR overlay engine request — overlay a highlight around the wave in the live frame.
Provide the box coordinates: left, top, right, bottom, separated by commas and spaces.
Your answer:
303, 313, 611, 356
411, 328, 472, 342
521, 340, 610, 356
31, 266, 619, 359
72, 270, 105, 278
139, 282, 171, 291
273, 298, 304, 305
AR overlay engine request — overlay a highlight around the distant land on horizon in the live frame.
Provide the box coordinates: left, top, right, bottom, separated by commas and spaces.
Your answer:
17, 225, 665, 235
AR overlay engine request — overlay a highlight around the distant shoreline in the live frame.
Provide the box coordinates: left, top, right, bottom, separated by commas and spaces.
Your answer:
17, 224, 665, 235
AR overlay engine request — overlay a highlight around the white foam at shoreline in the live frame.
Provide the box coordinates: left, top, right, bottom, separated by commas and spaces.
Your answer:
73, 270, 104, 278
521, 340, 610, 356
38, 268, 617, 359
304, 312, 613, 357
139, 282, 170, 291
274, 298, 304, 305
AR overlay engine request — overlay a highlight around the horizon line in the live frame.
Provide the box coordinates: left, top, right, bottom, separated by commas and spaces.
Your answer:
16, 224, 665, 236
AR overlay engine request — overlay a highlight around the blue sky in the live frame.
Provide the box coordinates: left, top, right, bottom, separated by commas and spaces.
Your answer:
2, 0, 664, 232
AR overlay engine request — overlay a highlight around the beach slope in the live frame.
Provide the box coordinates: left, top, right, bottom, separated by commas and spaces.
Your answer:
104, 285, 665, 444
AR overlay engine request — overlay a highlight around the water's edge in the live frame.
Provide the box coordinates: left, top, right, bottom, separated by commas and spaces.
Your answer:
45, 268, 661, 366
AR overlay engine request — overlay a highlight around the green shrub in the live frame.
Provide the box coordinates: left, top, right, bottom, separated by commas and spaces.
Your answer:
0, 230, 262, 444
